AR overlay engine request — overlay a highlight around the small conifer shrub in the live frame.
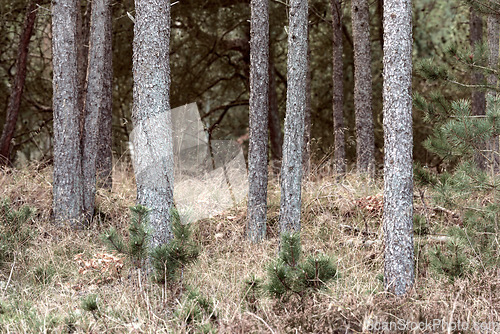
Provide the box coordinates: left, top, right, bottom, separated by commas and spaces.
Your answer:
101, 204, 150, 268
81, 294, 109, 330
100, 205, 199, 284
174, 287, 217, 332
415, 53, 500, 280
151, 209, 199, 284
265, 233, 338, 299
0, 198, 35, 266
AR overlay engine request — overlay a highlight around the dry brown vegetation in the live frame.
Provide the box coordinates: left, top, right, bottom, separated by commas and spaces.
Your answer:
0, 163, 499, 333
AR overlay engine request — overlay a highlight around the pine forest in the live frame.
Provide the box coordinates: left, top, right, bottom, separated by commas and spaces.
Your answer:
1, 0, 500, 332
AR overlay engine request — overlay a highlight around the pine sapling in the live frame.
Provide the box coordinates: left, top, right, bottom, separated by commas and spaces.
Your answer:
265, 233, 338, 299
100, 204, 150, 268
150, 208, 199, 285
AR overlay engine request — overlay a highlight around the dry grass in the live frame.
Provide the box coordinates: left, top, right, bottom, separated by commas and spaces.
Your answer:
0, 163, 499, 333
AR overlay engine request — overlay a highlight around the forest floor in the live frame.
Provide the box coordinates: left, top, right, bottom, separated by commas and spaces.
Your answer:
0, 163, 499, 333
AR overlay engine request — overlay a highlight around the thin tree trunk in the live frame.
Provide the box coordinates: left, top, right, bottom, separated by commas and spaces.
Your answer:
383, 0, 414, 296
96, 0, 113, 189
0, 0, 38, 165
377, 0, 383, 50
279, 0, 308, 234
302, 25, 312, 177
470, 9, 487, 170
330, 0, 345, 175
81, 0, 112, 222
487, 13, 499, 174
352, 0, 375, 176
52, 0, 84, 226
132, 0, 174, 247
268, 53, 282, 175
247, 0, 269, 243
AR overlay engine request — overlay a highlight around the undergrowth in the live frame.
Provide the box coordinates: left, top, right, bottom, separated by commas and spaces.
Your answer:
0, 164, 498, 333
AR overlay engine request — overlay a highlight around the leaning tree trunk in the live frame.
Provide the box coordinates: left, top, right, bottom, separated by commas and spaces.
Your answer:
132, 0, 174, 247
330, 0, 346, 175
470, 9, 487, 170
52, 0, 84, 226
487, 13, 499, 174
81, 0, 112, 222
352, 0, 375, 176
383, 0, 414, 296
96, 0, 113, 189
0, 0, 38, 165
247, 0, 269, 243
279, 0, 308, 234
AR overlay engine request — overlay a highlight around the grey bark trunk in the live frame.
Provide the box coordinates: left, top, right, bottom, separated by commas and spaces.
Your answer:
96, 0, 113, 189
487, 14, 499, 174
247, 0, 269, 243
268, 54, 282, 175
352, 0, 375, 176
470, 9, 487, 170
52, 0, 84, 226
330, 0, 346, 175
132, 0, 174, 247
81, 0, 112, 222
383, 0, 414, 296
0, 0, 38, 166
279, 0, 308, 234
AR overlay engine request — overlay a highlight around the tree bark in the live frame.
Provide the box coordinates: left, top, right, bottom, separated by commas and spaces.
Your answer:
132, 0, 174, 247
487, 13, 499, 174
81, 0, 112, 222
52, 0, 84, 226
383, 0, 414, 296
330, 0, 345, 175
352, 0, 375, 176
268, 53, 282, 175
247, 0, 269, 243
0, 0, 38, 166
279, 0, 308, 234
96, 0, 113, 189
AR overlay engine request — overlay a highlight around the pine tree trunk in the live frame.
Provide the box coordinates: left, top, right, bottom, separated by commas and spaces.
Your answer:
247, 0, 269, 243
352, 0, 375, 176
0, 0, 38, 166
52, 0, 84, 226
383, 0, 414, 296
268, 54, 282, 174
82, 0, 112, 222
96, 1, 113, 189
330, 0, 346, 175
470, 9, 487, 170
279, 0, 308, 234
132, 0, 174, 247
487, 13, 499, 174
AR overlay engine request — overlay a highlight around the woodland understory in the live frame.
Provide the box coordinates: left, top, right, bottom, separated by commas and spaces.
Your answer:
0, 164, 498, 333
